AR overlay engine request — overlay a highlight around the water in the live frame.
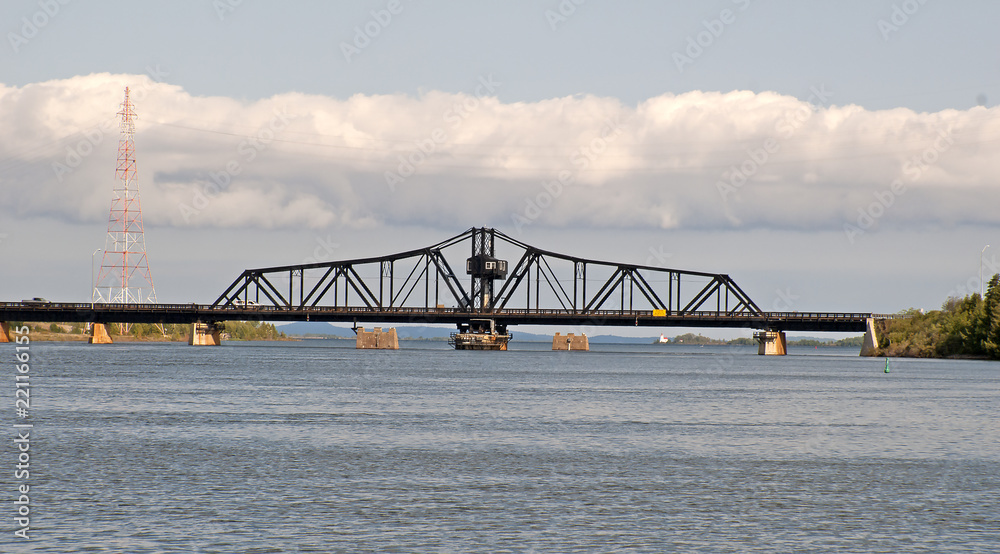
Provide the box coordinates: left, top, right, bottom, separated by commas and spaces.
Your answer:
4, 340, 999, 552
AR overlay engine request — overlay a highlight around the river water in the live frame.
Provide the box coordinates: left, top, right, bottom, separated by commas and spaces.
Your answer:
4, 339, 999, 552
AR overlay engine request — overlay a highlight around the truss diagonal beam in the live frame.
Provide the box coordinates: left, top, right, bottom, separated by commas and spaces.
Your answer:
584, 268, 624, 312
394, 254, 430, 307
302, 266, 337, 307
429, 251, 471, 309
309, 267, 345, 307
494, 250, 536, 310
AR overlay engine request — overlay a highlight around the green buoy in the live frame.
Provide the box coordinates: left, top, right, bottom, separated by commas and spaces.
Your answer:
884, 358, 890, 373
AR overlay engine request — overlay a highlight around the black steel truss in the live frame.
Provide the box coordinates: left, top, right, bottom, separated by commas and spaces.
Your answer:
212, 227, 763, 317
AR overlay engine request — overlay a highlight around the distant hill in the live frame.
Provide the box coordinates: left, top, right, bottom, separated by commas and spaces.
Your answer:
275, 322, 458, 340
275, 321, 353, 337
788, 336, 865, 347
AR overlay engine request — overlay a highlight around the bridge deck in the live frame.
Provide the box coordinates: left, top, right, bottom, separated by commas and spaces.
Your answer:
0, 302, 893, 332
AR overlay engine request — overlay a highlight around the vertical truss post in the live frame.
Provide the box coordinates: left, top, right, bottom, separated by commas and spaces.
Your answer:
573, 261, 580, 313
668, 273, 674, 314
535, 262, 540, 311
629, 270, 634, 312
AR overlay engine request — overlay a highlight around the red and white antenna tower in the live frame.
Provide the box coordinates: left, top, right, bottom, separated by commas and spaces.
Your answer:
94, 87, 159, 317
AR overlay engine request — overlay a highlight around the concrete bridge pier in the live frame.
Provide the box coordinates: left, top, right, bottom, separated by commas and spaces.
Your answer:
189, 322, 223, 346
355, 327, 399, 349
754, 330, 787, 356
0, 322, 10, 342
860, 318, 880, 357
552, 332, 589, 351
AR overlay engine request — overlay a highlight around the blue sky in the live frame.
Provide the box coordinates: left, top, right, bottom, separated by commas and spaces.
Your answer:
2, 0, 999, 337
5, 1, 998, 110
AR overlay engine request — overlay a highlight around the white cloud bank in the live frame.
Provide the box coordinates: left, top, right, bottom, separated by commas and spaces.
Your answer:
1, 73, 998, 236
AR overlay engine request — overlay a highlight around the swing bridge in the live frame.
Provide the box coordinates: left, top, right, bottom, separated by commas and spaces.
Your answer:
0, 228, 892, 354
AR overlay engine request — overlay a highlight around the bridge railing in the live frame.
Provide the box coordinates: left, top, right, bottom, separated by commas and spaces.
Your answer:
759, 312, 876, 320
0, 302, 890, 319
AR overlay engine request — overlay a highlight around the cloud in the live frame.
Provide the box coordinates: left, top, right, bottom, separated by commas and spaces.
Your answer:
1, 73, 998, 234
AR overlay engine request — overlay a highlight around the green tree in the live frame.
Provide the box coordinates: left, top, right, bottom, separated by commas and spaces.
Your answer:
984, 275, 1000, 358
223, 320, 286, 341
834, 336, 865, 347
936, 297, 975, 357
129, 323, 154, 338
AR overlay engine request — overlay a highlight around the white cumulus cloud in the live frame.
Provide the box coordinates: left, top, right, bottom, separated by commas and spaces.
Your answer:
1, 73, 998, 235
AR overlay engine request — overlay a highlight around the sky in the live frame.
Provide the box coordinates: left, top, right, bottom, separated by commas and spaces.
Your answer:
2, 0, 1000, 338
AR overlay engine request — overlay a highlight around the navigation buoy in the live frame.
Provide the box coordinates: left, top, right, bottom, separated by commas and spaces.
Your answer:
884, 358, 890, 373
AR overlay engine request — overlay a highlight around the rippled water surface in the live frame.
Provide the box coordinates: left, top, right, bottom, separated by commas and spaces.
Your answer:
4, 340, 999, 552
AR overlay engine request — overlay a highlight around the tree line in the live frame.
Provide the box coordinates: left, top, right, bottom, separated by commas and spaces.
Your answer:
11, 321, 287, 342
875, 274, 1000, 359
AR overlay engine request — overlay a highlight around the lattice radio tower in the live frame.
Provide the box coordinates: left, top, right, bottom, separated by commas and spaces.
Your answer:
93, 87, 159, 330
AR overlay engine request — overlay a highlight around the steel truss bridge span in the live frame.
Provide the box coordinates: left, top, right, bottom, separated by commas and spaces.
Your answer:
213, 227, 764, 320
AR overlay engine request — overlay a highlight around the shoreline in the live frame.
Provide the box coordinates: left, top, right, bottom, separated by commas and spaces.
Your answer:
6, 323, 296, 343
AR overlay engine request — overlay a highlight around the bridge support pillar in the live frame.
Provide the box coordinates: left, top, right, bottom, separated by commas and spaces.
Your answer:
0, 322, 10, 343
552, 333, 589, 351
754, 331, 786, 356
88, 323, 114, 344
860, 318, 880, 357
189, 322, 223, 346
356, 327, 399, 349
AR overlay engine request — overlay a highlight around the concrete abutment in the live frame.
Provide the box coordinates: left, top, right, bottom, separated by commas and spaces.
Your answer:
860, 317, 880, 357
